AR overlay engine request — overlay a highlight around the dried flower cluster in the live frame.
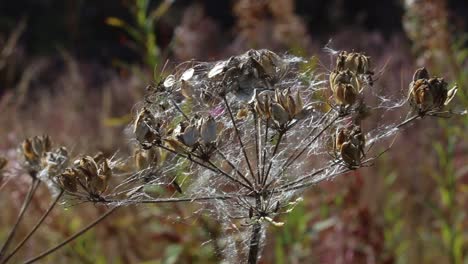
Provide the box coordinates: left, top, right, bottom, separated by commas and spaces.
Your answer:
408, 67, 457, 114
6, 49, 462, 264
330, 51, 373, 108
57, 155, 111, 201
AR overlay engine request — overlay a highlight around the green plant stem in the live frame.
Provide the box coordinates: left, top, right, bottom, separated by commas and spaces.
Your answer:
2, 190, 64, 264
23, 206, 119, 264
0, 178, 40, 261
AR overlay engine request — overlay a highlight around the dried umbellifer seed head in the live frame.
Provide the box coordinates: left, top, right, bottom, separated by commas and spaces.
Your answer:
408, 68, 457, 113
334, 125, 366, 167
336, 51, 371, 75
334, 83, 358, 106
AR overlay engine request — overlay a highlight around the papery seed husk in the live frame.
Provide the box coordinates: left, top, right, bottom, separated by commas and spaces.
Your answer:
163, 75, 176, 88
286, 95, 296, 117
22, 139, 37, 162
180, 68, 194, 81
445, 86, 458, 105
208, 62, 226, 78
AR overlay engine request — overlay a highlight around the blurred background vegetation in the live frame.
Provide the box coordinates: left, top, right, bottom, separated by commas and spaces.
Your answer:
0, 0, 467, 263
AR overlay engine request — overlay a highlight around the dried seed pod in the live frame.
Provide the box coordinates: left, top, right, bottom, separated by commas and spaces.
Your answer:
408, 68, 456, 113
200, 116, 217, 144
412, 67, 430, 81
134, 108, 162, 148
22, 139, 38, 162
208, 61, 226, 78
340, 142, 361, 166
21, 135, 55, 174
330, 70, 360, 106
58, 168, 78, 193
180, 68, 194, 81
271, 102, 289, 127
163, 75, 176, 88
445, 86, 458, 105
336, 51, 372, 75
254, 93, 271, 119
180, 125, 200, 147
334, 125, 366, 167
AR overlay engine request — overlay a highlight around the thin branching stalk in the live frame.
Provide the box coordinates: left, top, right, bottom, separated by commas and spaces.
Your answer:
262, 130, 285, 186
223, 97, 256, 184
260, 119, 270, 183
23, 206, 120, 264
216, 149, 254, 188
159, 144, 253, 190
2, 190, 64, 264
253, 110, 261, 181
0, 179, 40, 261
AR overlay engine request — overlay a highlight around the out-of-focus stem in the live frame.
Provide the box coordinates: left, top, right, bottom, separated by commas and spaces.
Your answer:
2, 190, 64, 264
0, 178, 40, 262
23, 206, 119, 264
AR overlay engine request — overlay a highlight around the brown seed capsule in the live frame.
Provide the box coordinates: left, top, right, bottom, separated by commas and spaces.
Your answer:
330, 70, 360, 106
335, 125, 366, 167
134, 108, 161, 148
336, 51, 372, 75
412, 67, 430, 81
58, 169, 78, 193
408, 68, 456, 113
22, 139, 38, 162
340, 142, 361, 167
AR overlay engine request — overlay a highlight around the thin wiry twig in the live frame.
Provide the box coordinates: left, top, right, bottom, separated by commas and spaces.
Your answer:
23, 206, 119, 264
0, 178, 40, 261
223, 97, 256, 185
2, 190, 64, 264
